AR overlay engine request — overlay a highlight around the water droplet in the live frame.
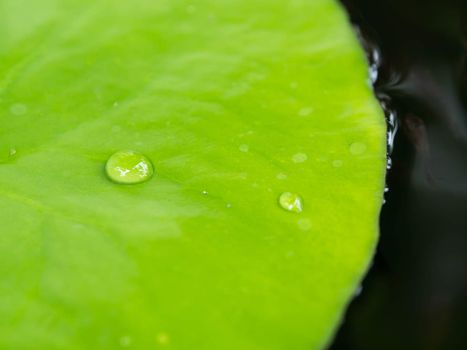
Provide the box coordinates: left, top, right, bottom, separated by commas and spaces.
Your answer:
8, 148, 17, 157
201, 190, 208, 195
156, 332, 169, 345
349, 142, 367, 155
105, 150, 153, 184
226, 203, 232, 208
119, 336, 132, 347
332, 160, 343, 168
292, 153, 308, 163
386, 157, 393, 169
113, 101, 120, 108
297, 218, 312, 231
276, 173, 287, 180
354, 285, 363, 297
10, 103, 28, 115
298, 107, 313, 117
278, 192, 303, 213
239, 144, 249, 152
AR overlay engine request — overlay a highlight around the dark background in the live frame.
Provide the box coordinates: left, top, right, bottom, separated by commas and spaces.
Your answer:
330, 1, 467, 349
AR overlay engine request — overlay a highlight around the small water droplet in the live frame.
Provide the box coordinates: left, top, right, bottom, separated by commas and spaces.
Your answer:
105, 150, 154, 184
386, 157, 393, 169
292, 153, 308, 163
226, 203, 232, 208
298, 107, 313, 117
349, 142, 367, 155
384, 187, 389, 193
354, 285, 363, 297
201, 190, 208, 195
276, 173, 287, 180
119, 336, 132, 347
10, 103, 28, 115
113, 101, 120, 108
239, 144, 249, 152
297, 218, 312, 231
278, 192, 303, 213
156, 332, 170, 345
8, 148, 17, 157
332, 160, 343, 168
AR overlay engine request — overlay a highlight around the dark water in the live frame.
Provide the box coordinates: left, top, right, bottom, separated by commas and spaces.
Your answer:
330, 1, 467, 349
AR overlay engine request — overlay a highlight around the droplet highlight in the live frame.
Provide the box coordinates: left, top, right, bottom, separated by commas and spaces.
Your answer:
8, 148, 17, 157
278, 192, 303, 213
105, 150, 154, 184
349, 142, 367, 155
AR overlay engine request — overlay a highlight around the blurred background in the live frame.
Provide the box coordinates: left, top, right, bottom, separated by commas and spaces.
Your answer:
330, 1, 467, 349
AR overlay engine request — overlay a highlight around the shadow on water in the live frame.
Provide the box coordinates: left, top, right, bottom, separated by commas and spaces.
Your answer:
330, 1, 467, 349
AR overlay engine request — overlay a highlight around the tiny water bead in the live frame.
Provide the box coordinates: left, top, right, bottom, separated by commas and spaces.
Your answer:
238, 144, 249, 152
8, 148, 17, 157
278, 192, 303, 213
298, 107, 313, 117
119, 336, 132, 347
276, 172, 287, 180
292, 152, 308, 163
105, 150, 154, 184
10, 103, 28, 115
349, 142, 367, 155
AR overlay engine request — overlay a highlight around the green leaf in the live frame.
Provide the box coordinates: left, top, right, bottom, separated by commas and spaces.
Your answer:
0, 0, 386, 349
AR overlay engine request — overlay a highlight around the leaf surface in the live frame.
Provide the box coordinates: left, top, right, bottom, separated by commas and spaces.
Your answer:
0, 1, 386, 349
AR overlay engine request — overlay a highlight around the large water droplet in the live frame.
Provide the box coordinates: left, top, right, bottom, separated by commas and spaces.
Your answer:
278, 192, 303, 213
349, 142, 367, 155
105, 150, 153, 184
